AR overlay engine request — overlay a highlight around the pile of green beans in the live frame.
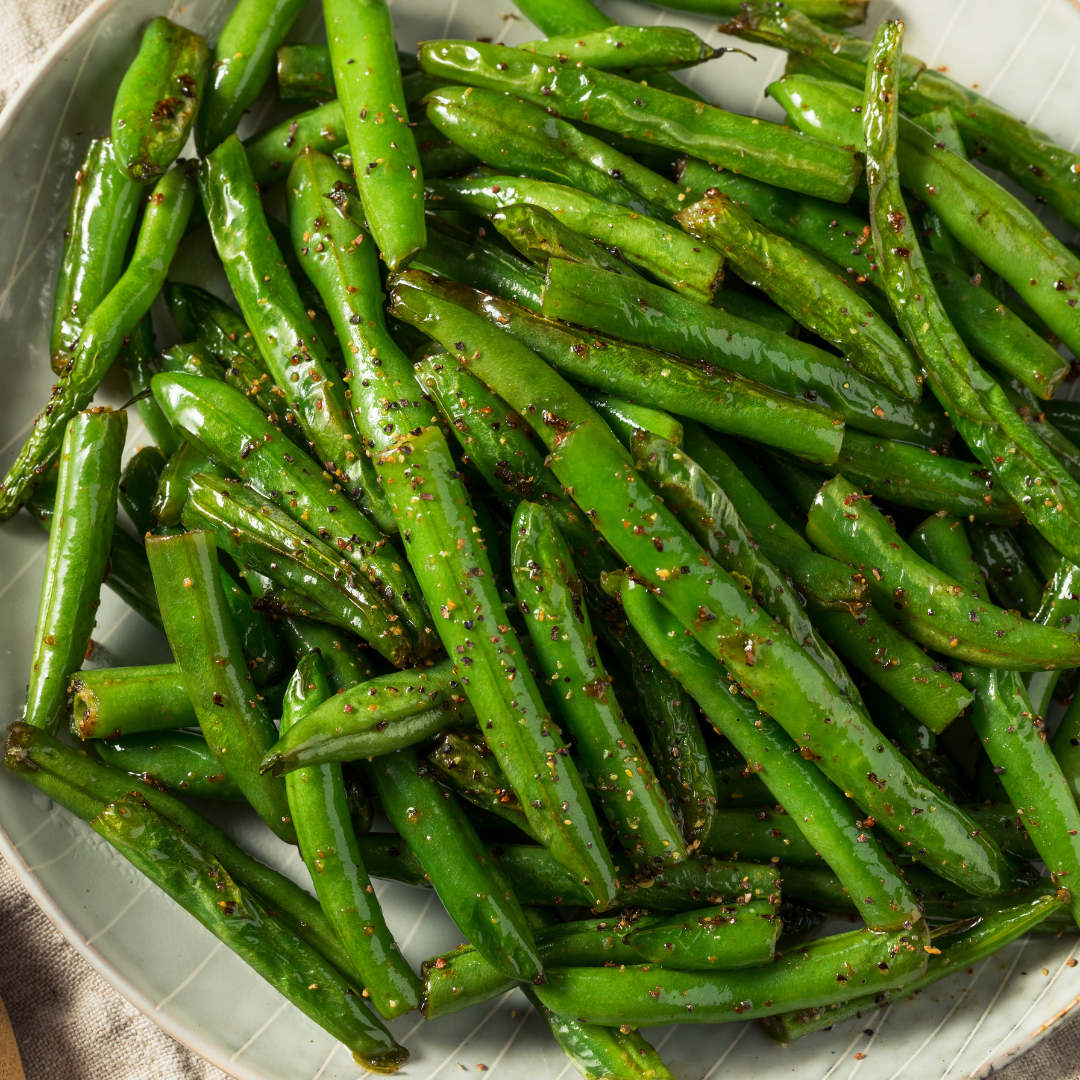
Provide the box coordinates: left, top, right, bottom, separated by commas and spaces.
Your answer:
9, 3, 1080, 1073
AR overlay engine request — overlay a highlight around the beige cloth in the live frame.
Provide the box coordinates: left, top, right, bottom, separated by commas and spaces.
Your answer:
0, 2, 1078, 1079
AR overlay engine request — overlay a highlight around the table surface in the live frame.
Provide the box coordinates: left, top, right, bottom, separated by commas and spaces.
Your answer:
0, 2, 1077, 1078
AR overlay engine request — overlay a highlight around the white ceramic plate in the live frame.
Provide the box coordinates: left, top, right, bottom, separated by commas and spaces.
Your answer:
1, 1, 1079, 1077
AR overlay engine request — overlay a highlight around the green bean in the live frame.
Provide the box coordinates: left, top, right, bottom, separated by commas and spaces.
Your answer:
992, 375, 1080, 486
366, 746, 542, 980
119, 446, 167, 538
425, 89, 662, 218
153, 373, 430, 644
707, 739, 773, 807
50, 138, 141, 373
166, 284, 254, 358
196, 0, 308, 155
94, 731, 243, 801
150, 440, 228, 529
277, 43, 336, 103
762, 892, 1066, 1044
811, 606, 971, 734
1026, 557, 1080, 716
281, 654, 422, 1018
111, 18, 207, 183
261, 659, 472, 774
391, 269, 1015, 897
0, 165, 194, 519
725, 3, 1080, 230
679, 194, 921, 401
519, 26, 720, 72
808, 475, 1080, 670
181, 472, 417, 667
808, 429, 1021, 524
540, 258, 950, 448
425, 730, 538, 840
93, 793, 405, 1071
681, 423, 868, 613
777, 74, 1080, 365
25, 408, 126, 733
624, 900, 781, 970
630, 432, 859, 702
434, 277, 845, 464
271, 610, 379, 692
156, 342, 225, 382
418, 40, 861, 203
323, 0, 424, 270
425, 174, 723, 303
70, 663, 196, 739
4, 723, 374, 998
197, 139, 382, 524
618, 579, 921, 931
336, 120, 478, 182
244, 99, 349, 188
413, 216, 546, 313
703, 808, 822, 865
219, 565, 285, 687
145, 531, 294, 842
968, 523, 1044, 617
534, 920, 927, 1027
512, 501, 686, 865
222, 352, 309, 446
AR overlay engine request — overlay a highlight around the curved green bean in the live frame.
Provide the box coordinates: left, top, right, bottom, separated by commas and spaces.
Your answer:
119, 445, 167, 538
111, 17, 208, 182
151, 439, 229, 529
95, 731, 243, 801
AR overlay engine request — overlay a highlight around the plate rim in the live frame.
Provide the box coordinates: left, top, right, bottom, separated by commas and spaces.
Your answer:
0, 1, 1078, 1077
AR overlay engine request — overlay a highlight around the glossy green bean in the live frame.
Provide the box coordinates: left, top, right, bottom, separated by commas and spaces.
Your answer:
4, 723, 374, 997
993, 376, 1080, 487
391, 270, 1013, 897
111, 17, 207, 182
425, 730, 537, 840
808, 474, 1080, 670
583, 390, 680, 450
811, 606, 971, 734
968, 523, 1044, 617
679, 194, 921, 401
520, 26, 719, 72
418, 40, 861, 202
703, 808, 825, 866
333, 119, 480, 182
166, 283, 257, 359
624, 900, 781, 970
145, 531, 294, 842
512, 501, 686, 865
0, 166, 195, 519
261, 659, 472, 774
244, 99, 349, 188
270, 610, 379, 692
429, 277, 845, 464
94, 793, 405, 1071
197, 138, 380, 522
94, 731, 243, 800
425, 174, 723, 303
707, 739, 773, 807
366, 746, 541, 980
153, 373, 430, 643
534, 921, 927, 1026
324, 0, 424, 271
151, 439, 229, 529
619, 579, 921, 931
810, 429, 1021, 524
282, 654, 422, 1018
630, 432, 858, 701
724, 3, 1080, 230
119, 445, 167, 538
762, 893, 1066, 1043
540, 258, 950, 448
181, 473, 417, 667
25, 408, 126, 733
156, 342, 225, 382
1025, 558, 1080, 717
196, 0, 308, 155
70, 663, 196, 739
681, 423, 868, 613
277, 43, 336, 103
50, 138, 141, 373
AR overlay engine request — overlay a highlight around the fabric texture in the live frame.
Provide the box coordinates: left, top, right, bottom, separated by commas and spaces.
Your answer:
0, 2, 1078, 1079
